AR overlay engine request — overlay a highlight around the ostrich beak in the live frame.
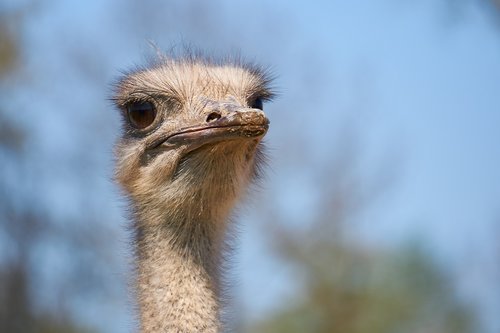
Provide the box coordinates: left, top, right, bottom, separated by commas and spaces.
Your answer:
163, 108, 269, 147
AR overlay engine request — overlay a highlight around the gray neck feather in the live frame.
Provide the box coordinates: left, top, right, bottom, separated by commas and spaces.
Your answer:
134, 215, 224, 333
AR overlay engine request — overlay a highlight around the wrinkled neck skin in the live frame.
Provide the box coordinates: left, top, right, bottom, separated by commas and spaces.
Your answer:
134, 213, 224, 333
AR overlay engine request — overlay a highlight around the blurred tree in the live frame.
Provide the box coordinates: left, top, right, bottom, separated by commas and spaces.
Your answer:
243, 131, 477, 333
0, 20, 17, 77
248, 237, 475, 333
0, 7, 103, 333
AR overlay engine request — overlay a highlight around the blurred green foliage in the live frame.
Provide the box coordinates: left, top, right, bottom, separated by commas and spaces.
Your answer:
248, 238, 476, 333
0, 23, 17, 77
0, 10, 93, 333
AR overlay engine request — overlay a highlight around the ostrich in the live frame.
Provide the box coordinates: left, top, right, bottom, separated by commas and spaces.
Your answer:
112, 53, 274, 332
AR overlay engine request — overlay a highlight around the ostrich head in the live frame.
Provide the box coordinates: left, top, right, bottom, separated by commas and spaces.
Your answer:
112, 56, 273, 232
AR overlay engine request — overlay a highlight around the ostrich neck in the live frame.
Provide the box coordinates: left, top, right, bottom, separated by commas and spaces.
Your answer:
134, 212, 225, 333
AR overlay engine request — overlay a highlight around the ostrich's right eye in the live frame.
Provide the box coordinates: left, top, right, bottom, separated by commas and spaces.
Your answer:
127, 101, 156, 129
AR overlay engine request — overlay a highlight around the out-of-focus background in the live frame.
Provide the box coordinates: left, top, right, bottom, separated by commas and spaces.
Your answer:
1, 0, 499, 332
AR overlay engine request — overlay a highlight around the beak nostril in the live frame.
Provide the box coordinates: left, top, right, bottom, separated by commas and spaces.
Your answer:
206, 112, 221, 123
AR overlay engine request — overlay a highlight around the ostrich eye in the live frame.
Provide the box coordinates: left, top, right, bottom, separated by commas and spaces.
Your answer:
127, 101, 156, 129
251, 97, 263, 110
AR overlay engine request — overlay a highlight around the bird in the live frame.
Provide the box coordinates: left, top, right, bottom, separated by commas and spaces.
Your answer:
112, 52, 274, 332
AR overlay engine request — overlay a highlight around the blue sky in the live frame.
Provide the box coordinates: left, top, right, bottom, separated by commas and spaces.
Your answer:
3, 0, 500, 332
237, 3, 500, 332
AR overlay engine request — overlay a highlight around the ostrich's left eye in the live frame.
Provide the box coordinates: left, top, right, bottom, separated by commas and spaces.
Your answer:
251, 97, 263, 110
127, 101, 156, 129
